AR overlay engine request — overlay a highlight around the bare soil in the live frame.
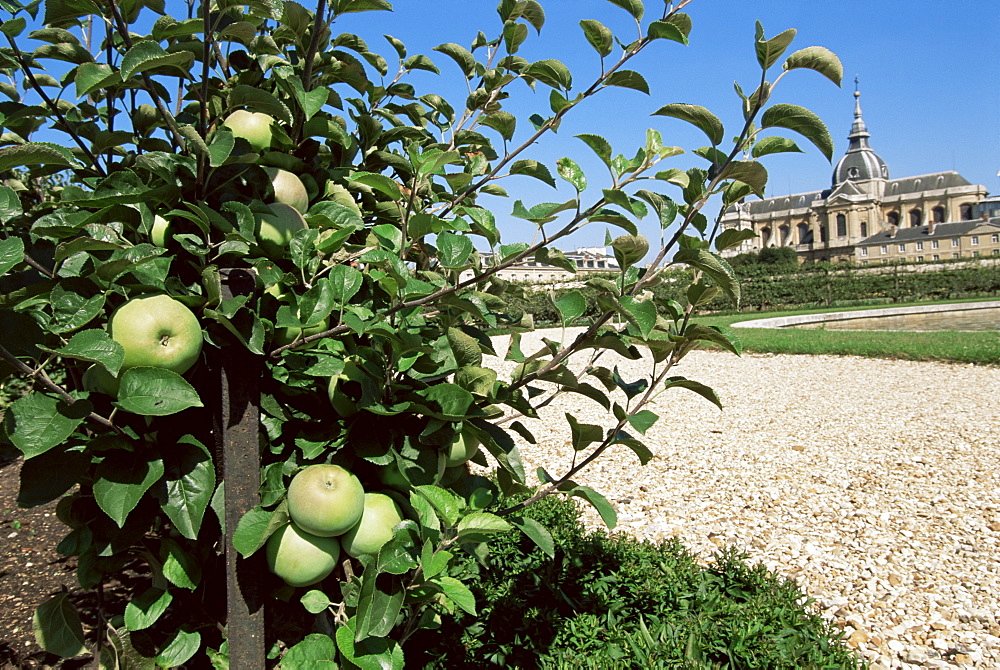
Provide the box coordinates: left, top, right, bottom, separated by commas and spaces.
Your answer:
0, 457, 93, 669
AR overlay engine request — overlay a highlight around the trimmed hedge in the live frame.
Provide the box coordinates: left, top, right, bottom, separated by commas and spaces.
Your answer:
503, 261, 1000, 325
409, 494, 861, 669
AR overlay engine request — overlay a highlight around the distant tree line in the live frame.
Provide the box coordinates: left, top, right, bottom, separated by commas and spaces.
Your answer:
505, 258, 1000, 325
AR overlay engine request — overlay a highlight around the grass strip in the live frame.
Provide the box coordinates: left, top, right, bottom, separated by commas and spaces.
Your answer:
697, 300, 999, 365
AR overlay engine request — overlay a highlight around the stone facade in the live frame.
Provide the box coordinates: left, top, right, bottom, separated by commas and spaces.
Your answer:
720, 90, 991, 264
465, 246, 620, 284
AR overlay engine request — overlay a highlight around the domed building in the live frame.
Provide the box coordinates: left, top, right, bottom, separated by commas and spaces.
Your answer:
719, 89, 996, 264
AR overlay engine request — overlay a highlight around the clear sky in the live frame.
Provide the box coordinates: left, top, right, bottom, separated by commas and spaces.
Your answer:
337, 0, 999, 249
6, 1, 997, 249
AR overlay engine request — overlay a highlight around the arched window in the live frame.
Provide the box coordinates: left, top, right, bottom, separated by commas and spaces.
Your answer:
779, 225, 790, 245
797, 223, 811, 244
932, 206, 945, 223
836, 214, 847, 237
909, 208, 922, 227
960, 203, 974, 221
887, 211, 900, 226
860, 221, 868, 237
760, 227, 772, 247
819, 225, 828, 243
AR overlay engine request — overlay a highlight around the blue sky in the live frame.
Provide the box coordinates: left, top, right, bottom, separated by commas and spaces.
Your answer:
338, 0, 999, 248
6, 1, 997, 249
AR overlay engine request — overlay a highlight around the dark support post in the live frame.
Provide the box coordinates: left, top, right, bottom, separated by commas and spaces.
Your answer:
220, 269, 265, 665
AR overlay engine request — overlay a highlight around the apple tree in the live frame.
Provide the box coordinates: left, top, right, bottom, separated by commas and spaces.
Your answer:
0, 0, 841, 666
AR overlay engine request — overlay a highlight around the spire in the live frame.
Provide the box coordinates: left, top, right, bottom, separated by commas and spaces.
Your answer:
848, 78, 871, 151
832, 78, 889, 186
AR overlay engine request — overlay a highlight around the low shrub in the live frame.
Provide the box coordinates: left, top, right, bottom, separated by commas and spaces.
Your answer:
409, 495, 862, 669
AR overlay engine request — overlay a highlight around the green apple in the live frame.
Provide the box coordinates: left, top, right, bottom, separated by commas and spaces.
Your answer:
82, 364, 120, 397
265, 522, 340, 587
255, 202, 307, 258
327, 359, 366, 417
150, 214, 172, 247
265, 167, 309, 213
444, 429, 480, 467
273, 316, 328, 348
108, 294, 203, 375
222, 110, 275, 152
377, 462, 409, 490
287, 464, 365, 537
340, 493, 403, 558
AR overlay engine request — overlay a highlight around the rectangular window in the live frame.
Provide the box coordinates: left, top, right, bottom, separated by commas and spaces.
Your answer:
973, 251, 980, 257
951, 237, 959, 247
952, 252, 960, 258
932, 240, 939, 249
880, 245, 888, 255
897, 243, 906, 252
971, 236, 979, 245
917, 256, 924, 262
860, 247, 868, 256
993, 249, 999, 256
932, 254, 940, 260
992, 234, 999, 243
916, 241, 923, 250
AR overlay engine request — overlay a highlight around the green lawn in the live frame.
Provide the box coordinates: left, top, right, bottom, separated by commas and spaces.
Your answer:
695, 299, 1000, 365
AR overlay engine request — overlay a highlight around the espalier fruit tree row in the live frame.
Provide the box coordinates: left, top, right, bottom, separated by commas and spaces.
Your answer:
0, 0, 842, 666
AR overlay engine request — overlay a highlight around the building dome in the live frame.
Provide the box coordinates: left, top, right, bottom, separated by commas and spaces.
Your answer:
832, 89, 888, 186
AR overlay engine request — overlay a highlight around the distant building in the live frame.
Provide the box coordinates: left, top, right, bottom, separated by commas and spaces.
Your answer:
720, 89, 993, 265
474, 246, 620, 283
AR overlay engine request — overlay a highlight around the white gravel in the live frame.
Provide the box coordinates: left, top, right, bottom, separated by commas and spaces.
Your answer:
486, 328, 1000, 669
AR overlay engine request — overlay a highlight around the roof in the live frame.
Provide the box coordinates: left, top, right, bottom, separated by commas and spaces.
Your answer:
832, 90, 889, 186
884, 171, 973, 197
856, 220, 1000, 247
726, 170, 980, 218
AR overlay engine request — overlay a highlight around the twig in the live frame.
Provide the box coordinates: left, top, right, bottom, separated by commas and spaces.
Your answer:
0, 343, 122, 433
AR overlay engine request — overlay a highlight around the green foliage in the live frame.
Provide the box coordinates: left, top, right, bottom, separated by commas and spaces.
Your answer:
709, 260, 1000, 311
409, 494, 861, 669
0, 0, 844, 665
698, 303, 1000, 365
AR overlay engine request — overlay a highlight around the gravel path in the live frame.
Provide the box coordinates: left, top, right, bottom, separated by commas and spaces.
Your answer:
487, 328, 1000, 669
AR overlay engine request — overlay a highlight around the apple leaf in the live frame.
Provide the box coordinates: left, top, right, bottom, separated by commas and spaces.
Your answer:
32, 594, 88, 658
36, 329, 124, 375
160, 436, 215, 540
0, 235, 23, 277
154, 628, 201, 668
336, 621, 403, 670
354, 569, 404, 640
653, 103, 725, 146
3, 392, 88, 459
160, 538, 202, 590
433, 575, 476, 615
663, 375, 725, 409
17, 444, 87, 508
120, 41, 193, 81
287, 633, 338, 667
300, 590, 335, 614
233, 504, 288, 558
413, 485, 460, 527
456, 511, 511, 539
570, 485, 618, 529
0, 142, 79, 172
509, 515, 555, 558
93, 449, 165, 527
579, 19, 613, 57
124, 588, 173, 632
554, 290, 586, 326
115, 367, 204, 416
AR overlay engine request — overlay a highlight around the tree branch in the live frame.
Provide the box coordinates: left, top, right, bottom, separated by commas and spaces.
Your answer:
0, 344, 121, 433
